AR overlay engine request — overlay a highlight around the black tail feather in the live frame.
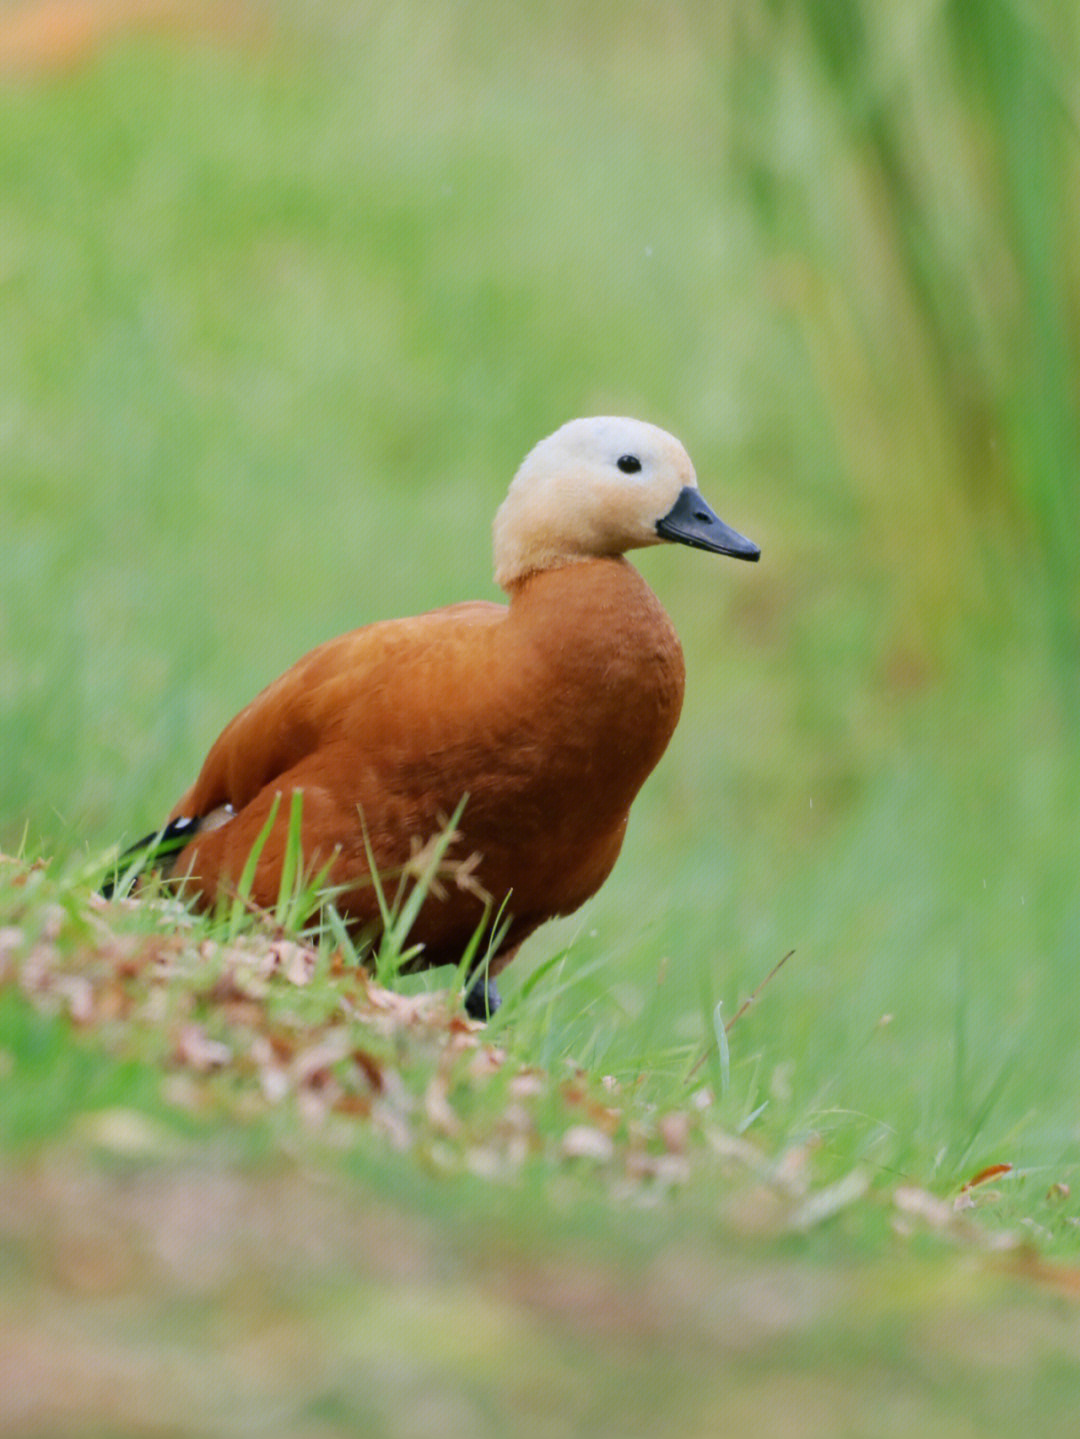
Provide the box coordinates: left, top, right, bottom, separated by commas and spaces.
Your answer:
100, 816, 199, 899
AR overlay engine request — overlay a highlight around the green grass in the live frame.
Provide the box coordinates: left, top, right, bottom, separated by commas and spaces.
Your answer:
2, 0, 1080, 1431
6, 850, 1080, 1438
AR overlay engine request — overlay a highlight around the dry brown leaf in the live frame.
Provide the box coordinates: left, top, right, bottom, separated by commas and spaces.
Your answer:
175, 1024, 232, 1072
658, 1111, 692, 1155
561, 1126, 615, 1163
291, 1031, 355, 1087
509, 1072, 544, 1100
424, 1075, 463, 1138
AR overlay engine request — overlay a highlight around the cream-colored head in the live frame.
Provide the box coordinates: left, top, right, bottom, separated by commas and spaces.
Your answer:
493, 416, 759, 589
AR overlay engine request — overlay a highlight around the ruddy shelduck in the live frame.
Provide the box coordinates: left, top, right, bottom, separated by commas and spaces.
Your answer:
110, 418, 760, 1014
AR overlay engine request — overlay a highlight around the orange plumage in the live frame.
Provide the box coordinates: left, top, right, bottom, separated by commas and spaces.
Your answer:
123, 417, 760, 1011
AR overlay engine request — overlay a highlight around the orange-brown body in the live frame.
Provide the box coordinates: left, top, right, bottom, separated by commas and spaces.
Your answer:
169, 557, 685, 972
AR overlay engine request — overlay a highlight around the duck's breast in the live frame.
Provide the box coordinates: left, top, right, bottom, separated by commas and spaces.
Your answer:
509, 557, 685, 791
452, 558, 685, 915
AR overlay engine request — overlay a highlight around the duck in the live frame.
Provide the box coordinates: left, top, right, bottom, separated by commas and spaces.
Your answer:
109, 417, 759, 1016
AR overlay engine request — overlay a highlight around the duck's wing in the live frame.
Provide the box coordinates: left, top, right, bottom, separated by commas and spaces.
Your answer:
169, 600, 507, 822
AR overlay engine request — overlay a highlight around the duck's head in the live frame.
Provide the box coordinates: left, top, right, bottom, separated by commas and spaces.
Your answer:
493, 416, 760, 589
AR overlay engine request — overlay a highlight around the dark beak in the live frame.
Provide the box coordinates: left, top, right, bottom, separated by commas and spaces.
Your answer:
656, 486, 760, 561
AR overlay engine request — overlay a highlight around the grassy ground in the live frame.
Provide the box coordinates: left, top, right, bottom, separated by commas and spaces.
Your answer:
6, 856, 1080, 1438
2, 1, 1080, 1433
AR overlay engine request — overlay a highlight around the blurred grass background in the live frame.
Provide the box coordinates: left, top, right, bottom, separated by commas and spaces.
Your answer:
2, 0, 1079, 1186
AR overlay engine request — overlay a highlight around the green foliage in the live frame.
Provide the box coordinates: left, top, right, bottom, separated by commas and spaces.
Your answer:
1, 0, 1079, 1272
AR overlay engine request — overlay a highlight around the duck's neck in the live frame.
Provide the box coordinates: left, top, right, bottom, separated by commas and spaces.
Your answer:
504, 555, 669, 638
505, 556, 687, 781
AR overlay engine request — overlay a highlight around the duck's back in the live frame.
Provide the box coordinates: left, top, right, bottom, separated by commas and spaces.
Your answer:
176, 598, 509, 814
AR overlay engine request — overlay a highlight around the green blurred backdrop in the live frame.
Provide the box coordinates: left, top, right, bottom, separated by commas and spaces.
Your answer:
2, 0, 1078, 1178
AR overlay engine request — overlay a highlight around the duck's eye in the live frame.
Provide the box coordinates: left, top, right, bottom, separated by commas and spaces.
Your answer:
616, 454, 642, 474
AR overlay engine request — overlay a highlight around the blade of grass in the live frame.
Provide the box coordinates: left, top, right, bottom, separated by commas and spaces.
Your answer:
685, 950, 795, 1082
225, 792, 281, 941
274, 789, 305, 927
